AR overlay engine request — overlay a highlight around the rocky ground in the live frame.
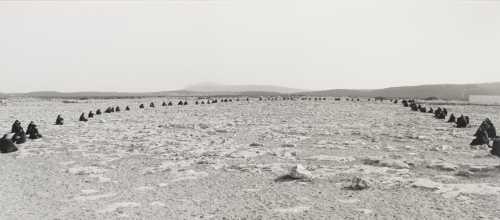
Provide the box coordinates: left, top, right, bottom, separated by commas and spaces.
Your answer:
1, 98, 500, 220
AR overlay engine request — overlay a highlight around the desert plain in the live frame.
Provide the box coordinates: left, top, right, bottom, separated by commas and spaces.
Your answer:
1, 98, 500, 220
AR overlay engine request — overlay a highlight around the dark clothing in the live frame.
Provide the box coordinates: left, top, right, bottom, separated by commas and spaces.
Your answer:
12, 129, 26, 144
471, 118, 497, 146
79, 113, 88, 122
456, 115, 467, 128
27, 126, 42, 139
11, 121, 22, 134
56, 116, 64, 125
0, 135, 17, 153
26, 123, 35, 135
448, 114, 456, 123
491, 138, 500, 157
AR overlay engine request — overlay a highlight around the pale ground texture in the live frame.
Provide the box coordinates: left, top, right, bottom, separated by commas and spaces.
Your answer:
1, 98, 500, 220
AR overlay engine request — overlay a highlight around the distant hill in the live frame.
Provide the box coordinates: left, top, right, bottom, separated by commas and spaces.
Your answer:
296, 82, 500, 100
184, 82, 306, 94
3, 82, 500, 100
4, 90, 283, 99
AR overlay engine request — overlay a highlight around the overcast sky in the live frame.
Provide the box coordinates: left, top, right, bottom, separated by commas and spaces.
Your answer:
1, 0, 499, 93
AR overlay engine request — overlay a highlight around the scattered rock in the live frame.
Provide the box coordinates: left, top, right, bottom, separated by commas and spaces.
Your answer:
346, 176, 370, 190
98, 202, 141, 213
456, 170, 474, 178
215, 129, 228, 133
411, 178, 441, 191
411, 178, 500, 198
430, 145, 453, 151
249, 142, 264, 147
151, 201, 166, 207
308, 155, 355, 163
198, 123, 209, 129
362, 156, 381, 166
281, 143, 296, 148
274, 206, 310, 213
289, 164, 313, 180
73, 193, 116, 202
377, 159, 410, 169
466, 164, 499, 173
427, 161, 459, 171
67, 166, 107, 175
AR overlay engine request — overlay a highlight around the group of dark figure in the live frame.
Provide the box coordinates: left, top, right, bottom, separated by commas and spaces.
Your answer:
77, 105, 130, 122
402, 99, 470, 128
401, 99, 500, 157
3, 97, 500, 157
77, 98, 249, 122
0, 120, 43, 153
470, 118, 500, 156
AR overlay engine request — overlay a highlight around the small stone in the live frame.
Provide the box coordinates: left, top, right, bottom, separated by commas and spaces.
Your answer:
427, 161, 458, 171
216, 129, 228, 133
289, 164, 312, 180
198, 123, 209, 129
362, 157, 381, 166
411, 178, 441, 191
250, 142, 264, 147
347, 176, 370, 190
467, 165, 499, 172
281, 144, 296, 148
379, 159, 410, 169
456, 170, 474, 177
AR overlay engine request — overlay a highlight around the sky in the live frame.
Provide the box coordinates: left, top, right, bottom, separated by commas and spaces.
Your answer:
0, 0, 499, 93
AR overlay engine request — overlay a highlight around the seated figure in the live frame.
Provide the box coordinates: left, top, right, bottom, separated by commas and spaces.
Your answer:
79, 113, 88, 122
11, 128, 26, 144
0, 134, 18, 153
11, 120, 22, 134
448, 114, 456, 123
470, 118, 496, 146
26, 122, 42, 139
456, 115, 467, 128
55, 115, 64, 125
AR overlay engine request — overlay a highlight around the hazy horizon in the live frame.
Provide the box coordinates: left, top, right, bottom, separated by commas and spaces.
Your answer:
1, 1, 499, 93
